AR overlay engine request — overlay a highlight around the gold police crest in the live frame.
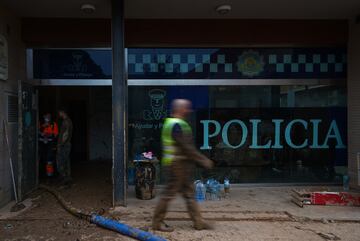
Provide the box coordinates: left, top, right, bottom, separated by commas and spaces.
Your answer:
237, 50, 264, 77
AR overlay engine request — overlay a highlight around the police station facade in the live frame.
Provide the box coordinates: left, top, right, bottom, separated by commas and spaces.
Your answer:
27, 20, 348, 185
2, 0, 360, 206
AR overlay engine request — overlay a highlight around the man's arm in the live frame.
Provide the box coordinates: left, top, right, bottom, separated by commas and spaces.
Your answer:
58, 120, 70, 146
173, 124, 213, 169
61, 131, 69, 144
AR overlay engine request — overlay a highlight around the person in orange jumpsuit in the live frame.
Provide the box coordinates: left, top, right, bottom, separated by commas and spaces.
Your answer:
39, 113, 58, 177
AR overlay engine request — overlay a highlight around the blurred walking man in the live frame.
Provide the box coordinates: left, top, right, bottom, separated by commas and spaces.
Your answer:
152, 99, 214, 232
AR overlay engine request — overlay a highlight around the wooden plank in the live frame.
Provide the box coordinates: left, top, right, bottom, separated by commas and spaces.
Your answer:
291, 198, 304, 208
292, 189, 311, 198
291, 194, 310, 202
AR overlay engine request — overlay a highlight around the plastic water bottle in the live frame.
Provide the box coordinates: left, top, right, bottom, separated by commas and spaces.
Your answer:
200, 181, 206, 201
194, 180, 205, 202
214, 180, 221, 200
224, 178, 230, 198
206, 179, 213, 200
343, 175, 350, 191
206, 179, 221, 200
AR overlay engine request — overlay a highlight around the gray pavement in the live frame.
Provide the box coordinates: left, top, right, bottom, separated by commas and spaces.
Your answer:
115, 186, 360, 222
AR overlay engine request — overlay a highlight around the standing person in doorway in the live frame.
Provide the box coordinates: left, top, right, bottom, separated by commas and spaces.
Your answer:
152, 99, 214, 232
56, 108, 73, 186
39, 113, 58, 177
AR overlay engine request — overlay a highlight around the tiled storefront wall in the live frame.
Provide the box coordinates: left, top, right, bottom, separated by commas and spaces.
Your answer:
0, 4, 25, 208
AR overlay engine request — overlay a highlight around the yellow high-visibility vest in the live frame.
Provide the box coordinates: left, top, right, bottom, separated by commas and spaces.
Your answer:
161, 118, 192, 166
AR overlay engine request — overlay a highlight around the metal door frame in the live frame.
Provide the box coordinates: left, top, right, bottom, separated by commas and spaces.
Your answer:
18, 80, 39, 201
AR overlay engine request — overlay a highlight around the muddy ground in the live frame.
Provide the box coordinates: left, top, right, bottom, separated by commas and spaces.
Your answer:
1, 162, 360, 241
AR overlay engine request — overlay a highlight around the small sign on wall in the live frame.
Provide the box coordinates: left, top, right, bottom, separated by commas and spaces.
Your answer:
0, 34, 8, 80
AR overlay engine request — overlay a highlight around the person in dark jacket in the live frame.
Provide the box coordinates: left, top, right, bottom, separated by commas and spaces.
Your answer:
56, 108, 73, 185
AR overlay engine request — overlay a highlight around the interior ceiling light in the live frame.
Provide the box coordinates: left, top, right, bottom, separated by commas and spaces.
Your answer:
81, 4, 96, 14
216, 4, 232, 15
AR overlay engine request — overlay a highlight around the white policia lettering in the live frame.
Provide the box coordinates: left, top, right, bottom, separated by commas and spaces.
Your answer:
200, 119, 346, 150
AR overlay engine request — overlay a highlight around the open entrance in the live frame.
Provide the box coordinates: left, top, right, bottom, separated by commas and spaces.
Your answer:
37, 86, 113, 206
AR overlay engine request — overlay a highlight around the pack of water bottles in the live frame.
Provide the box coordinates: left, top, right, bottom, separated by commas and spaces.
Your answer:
194, 178, 230, 202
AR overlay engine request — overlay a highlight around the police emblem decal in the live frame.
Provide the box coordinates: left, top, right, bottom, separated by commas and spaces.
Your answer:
143, 89, 168, 121
237, 50, 264, 77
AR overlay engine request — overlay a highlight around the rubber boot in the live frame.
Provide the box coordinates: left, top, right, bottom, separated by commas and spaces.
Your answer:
185, 198, 214, 230
152, 199, 174, 232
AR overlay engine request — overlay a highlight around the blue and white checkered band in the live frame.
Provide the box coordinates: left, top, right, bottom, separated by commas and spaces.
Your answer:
127, 48, 346, 79
32, 48, 347, 80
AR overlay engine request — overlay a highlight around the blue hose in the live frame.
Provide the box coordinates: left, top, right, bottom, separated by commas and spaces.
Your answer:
91, 214, 167, 241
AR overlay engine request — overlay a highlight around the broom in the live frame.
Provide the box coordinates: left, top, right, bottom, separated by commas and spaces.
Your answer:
3, 120, 25, 212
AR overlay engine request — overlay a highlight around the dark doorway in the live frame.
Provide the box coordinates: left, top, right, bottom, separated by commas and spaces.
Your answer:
36, 86, 113, 208
67, 100, 88, 162
37, 86, 112, 181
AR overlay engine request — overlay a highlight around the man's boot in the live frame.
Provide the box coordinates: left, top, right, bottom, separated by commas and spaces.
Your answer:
186, 198, 214, 230
152, 199, 174, 232
193, 220, 214, 230
152, 221, 174, 232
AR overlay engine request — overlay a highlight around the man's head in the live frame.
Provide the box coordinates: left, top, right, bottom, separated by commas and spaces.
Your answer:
171, 99, 192, 119
58, 108, 68, 119
43, 113, 51, 123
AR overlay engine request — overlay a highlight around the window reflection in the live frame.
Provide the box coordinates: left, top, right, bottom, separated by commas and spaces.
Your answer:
128, 85, 347, 184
